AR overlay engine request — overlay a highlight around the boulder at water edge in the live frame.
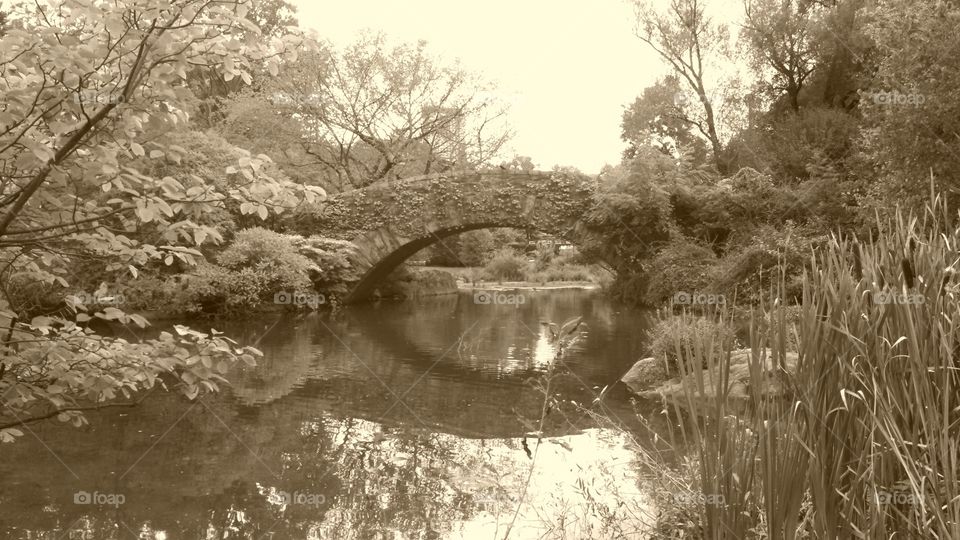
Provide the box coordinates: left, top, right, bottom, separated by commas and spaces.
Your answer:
637, 349, 799, 415
621, 357, 671, 393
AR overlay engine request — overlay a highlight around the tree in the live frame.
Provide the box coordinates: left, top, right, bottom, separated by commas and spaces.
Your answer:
580, 155, 676, 274
242, 33, 511, 191
860, 0, 960, 211
247, 0, 297, 38
741, 0, 820, 111
621, 75, 710, 164
807, 0, 871, 110
0, 0, 322, 437
633, 0, 732, 174
184, 0, 299, 128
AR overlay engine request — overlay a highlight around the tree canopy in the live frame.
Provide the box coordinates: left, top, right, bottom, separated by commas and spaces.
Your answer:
0, 0, 322, 437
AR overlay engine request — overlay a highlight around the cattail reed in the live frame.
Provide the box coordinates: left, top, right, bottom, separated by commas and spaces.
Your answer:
902, 258, 916, 288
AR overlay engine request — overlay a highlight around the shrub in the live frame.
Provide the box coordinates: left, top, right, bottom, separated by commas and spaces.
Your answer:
711, 223, 818, 304
646, 315, 737, 372
726, 107, 860, 184
579, 159, 675, 273
643, 238, 718, 305
131, 130, 295, 231
482, 248, 528, 281
525, 264, 595, 284
532, 243, 556, 270
125, 228, 317, 314
723, 168, 808, 223
216, 227, 315, 293
289, 236, 359, 298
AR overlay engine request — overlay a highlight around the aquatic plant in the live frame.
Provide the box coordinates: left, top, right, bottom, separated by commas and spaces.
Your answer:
646, 194, 960, 538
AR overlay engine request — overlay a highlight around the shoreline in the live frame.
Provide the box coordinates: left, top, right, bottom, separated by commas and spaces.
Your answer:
457, 281, 600, 291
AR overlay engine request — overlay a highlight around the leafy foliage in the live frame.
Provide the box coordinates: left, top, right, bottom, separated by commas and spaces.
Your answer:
0, 0, 321, 432
482, 248, 528, 281
642, 238, 717, 305
860, 0, 960, 212
580, 155, 675, 274
632, 0, 734, 173
421, 230, 497, 267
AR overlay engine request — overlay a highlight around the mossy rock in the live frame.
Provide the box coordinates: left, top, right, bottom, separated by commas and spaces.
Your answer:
638, 349, 799, 415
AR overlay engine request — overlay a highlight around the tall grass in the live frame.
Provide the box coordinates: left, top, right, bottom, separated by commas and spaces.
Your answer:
654, 195, 960, 538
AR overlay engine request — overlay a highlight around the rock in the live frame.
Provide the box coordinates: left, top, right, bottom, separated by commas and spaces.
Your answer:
621, 357, 671, 393
640, 349, 799, 415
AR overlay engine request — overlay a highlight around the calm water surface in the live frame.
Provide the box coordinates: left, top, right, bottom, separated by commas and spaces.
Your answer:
0, 289, 673, 539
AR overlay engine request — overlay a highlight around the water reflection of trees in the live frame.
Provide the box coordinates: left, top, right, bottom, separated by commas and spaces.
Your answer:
218, 292, 659, 437
0, 290, 672, 537
0, 392, 648, 538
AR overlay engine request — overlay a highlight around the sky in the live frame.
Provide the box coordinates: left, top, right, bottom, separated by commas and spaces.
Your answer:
289, 0, 665, 173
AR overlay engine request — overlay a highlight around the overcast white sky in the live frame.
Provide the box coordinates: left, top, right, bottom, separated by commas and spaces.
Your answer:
289, 0, 665, 173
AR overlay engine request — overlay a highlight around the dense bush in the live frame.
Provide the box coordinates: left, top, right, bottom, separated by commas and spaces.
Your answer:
525, 264, 596, 284
859, 0, 960, 214
726, 107, 861, 183
643, 238, 718, 305
123, 228, 319, 314
710, 224, 818, 304
217, 228, 315, 290
289, 236, 359, 297
129, 130, 299, 233
482, 248, 529, 281
666, 181, 734, 248
580, 154, 675, 272
646, 315, 738, 372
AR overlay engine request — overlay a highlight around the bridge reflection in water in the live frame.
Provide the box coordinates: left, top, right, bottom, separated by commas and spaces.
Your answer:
0, 290, 672, 539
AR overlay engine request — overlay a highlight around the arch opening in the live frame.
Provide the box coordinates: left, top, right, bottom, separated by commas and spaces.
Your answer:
345, 224, 587, 303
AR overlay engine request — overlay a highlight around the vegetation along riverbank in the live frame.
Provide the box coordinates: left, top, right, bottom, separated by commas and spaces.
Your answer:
1, 0, 959, 537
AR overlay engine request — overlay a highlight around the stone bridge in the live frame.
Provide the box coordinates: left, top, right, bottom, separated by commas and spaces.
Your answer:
297, 170, 597, 303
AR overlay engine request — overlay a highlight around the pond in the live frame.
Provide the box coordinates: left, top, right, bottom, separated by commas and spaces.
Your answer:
0, 289, 674, 539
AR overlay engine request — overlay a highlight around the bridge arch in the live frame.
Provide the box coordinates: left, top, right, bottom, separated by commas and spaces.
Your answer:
298, 170, 596, 303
